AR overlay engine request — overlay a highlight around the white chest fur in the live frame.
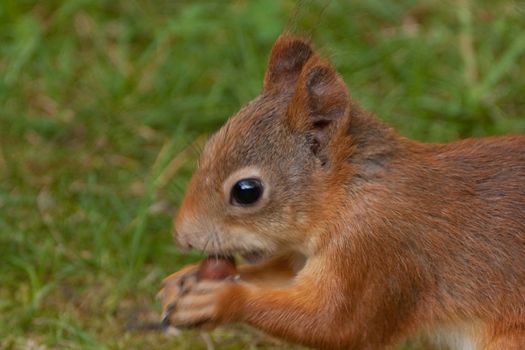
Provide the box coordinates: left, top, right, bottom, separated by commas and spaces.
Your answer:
428, 324, 479, 350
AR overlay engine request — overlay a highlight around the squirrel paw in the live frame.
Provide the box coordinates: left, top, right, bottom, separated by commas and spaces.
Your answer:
159, 269, 243, 330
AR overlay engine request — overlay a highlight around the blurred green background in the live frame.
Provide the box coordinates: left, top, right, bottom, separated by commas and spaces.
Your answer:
0, 0, 524, 349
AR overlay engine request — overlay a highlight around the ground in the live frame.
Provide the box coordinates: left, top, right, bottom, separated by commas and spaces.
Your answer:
1, 0, 524, 349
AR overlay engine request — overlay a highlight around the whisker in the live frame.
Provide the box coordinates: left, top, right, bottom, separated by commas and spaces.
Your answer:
214, 230, 226, 257
189, 134, 207, 158
212, 231, 220, 260
189, 143, 202, 158
201, 236, 212, 255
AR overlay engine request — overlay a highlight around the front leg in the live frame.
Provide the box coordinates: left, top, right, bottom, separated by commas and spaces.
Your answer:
239, 253, 304, 286
235, 279, 351, 349
163, 278, 244, 329
162, 259, 354, 349
158, 253, 301, 327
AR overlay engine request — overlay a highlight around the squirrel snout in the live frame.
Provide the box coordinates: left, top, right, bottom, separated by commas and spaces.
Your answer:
172, 207, 190, 252
171, 227, 193, 253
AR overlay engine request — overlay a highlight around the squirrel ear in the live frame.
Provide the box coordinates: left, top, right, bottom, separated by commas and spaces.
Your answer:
263, 35, 314, 93
287, 58, 350, 164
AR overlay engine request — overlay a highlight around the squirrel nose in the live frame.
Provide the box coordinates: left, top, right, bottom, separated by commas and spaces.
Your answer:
172, 227, 191, 253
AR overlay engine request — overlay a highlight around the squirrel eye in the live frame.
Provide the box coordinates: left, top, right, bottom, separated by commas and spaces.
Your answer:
230, 178, 263, 206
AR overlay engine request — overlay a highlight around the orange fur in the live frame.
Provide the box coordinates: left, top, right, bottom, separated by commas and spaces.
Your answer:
159, 36, 525, 349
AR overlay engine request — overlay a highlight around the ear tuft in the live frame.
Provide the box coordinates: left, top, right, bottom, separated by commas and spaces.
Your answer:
263, 35, 314, 93
288, 58, 349, 129
287, 57, 350, 165
303, 64, 348, 124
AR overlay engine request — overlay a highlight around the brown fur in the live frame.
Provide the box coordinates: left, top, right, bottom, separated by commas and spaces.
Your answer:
159, 36, 525, 349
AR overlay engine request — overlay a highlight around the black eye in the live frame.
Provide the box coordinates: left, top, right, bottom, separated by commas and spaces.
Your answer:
230, 178, 263, 206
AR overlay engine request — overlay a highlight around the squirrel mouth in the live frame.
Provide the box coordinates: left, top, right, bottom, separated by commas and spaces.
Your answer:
204, 248, 269, 265
241, 250, 268, 264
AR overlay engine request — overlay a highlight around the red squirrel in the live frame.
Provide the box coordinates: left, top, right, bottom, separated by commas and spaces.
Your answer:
158, 35, 525, 349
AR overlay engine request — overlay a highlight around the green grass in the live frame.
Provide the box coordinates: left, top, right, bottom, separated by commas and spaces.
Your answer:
0, 0, 524, 349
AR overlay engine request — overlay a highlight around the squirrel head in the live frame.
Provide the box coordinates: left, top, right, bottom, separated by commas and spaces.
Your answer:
174, 36, 353, 262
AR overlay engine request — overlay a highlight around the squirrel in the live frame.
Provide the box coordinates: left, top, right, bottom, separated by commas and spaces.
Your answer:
157, 35, 525, 350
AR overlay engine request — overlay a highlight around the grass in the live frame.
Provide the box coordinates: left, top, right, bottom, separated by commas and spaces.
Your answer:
0, 0, 524, 349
